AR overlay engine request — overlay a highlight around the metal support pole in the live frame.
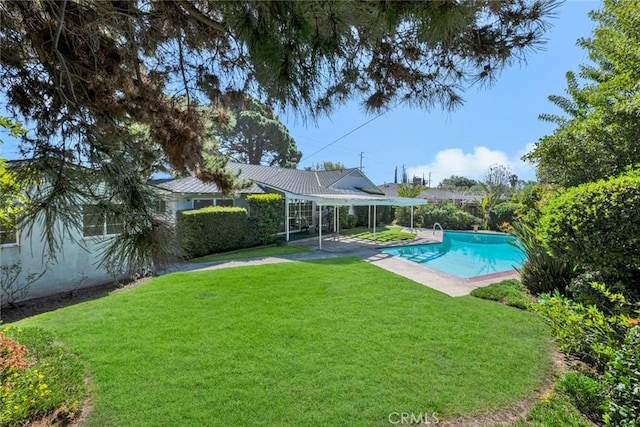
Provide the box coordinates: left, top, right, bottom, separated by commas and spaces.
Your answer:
318, 204, 322, 250
374, 205, 377, 237
411, 205, 414, 230
285, 196, 290, 242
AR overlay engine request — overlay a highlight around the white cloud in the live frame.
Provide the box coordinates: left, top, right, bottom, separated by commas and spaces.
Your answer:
407, 146, 536, 186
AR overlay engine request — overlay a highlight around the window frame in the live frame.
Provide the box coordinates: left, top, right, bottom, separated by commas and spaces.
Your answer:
82, 205, 123, 238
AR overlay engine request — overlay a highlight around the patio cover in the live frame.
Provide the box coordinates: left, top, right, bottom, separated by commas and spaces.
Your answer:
281, 193, 429, 249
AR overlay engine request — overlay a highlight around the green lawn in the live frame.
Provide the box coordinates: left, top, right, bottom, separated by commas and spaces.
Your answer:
15, 258, 551, 426
192, 244, 310, 263
341, 225, 416, 242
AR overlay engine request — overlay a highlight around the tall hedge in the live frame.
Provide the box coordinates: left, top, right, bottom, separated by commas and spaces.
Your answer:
395, 203, 480, 230
177, 206, 255, 258
247, 194, 283, 245
540, 170, 640, 282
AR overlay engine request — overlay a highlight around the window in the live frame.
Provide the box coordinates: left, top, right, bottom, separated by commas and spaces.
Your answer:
0, 222, 17, 245
216, 199, 234, 207
193, 199, 214, 210
155, 199, 167, 214
82, 205, 124, 237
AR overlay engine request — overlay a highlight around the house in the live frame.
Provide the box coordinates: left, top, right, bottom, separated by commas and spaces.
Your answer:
150, 163, 428, 244
1, 162, 426, 307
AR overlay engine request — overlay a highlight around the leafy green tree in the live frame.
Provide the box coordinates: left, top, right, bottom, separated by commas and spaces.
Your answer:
438, 175, 478, 191
524, 0, 640, 186
0, 0, 557, 271
480, 164, 514, 228
214, 95, 301, 168
304, 161, 347, 171
397, 183, 423, 198
0, 118, 27, 231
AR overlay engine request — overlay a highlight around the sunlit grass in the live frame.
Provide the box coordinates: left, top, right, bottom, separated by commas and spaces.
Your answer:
16, 258, 551, 426
192, 244, 310, 263
341, 225, 416, 242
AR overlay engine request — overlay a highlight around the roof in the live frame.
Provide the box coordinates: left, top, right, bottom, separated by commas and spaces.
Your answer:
377, 183, 482, 203
149, 163, 427, 207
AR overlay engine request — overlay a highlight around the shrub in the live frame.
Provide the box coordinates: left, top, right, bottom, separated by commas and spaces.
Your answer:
556, 372, 607, 422
568, 271, 629, 308
535, 284, 636, 372
177, 206, 253, 258
396, 203, 480, 230
604, 326, 640, 427
539, 170, 640, 292
509, 220, 576, 296
247, 194, 283, 245
489, 202, 519, 230
0, 326, 86, 426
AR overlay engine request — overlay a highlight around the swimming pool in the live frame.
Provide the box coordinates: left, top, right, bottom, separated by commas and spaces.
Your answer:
381, 231, 525, 278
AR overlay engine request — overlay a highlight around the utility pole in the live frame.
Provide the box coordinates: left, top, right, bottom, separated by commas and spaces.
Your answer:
359, 152, 364, 171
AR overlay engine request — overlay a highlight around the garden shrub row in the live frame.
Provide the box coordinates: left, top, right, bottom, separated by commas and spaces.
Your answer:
177, 207, 255, 258
178, 194, 285, 258
395, 203, 480, 230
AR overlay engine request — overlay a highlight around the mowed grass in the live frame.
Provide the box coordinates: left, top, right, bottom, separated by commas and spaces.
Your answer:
192, 244, 310, 263
341, 225, 416, 242
16, 258, 551, 426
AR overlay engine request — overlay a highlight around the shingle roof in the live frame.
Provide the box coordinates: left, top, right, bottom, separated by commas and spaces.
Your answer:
149, 163, 376, 196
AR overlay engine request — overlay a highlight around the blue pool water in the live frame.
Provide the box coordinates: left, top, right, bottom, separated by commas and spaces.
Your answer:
381, 231, 525, 278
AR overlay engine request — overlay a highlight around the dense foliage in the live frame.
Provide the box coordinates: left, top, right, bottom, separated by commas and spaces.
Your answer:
0, 0, 557, 272
509, 220, 575, 296
539, 170, 640, 290
395, 203, 480, 230
212, 95, 301, 168
488, 201, 519, 230
536, 285, 640, 426
525, 0, 640, 186
177, 207, 254, 258
0, 326, 86, 426
247, 194, 284, 245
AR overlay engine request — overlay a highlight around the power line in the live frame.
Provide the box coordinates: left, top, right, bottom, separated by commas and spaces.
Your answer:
300, 100, 405, 163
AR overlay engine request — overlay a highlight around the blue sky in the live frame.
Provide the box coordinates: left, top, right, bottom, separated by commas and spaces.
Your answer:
285, 0, 600, 186
1, 1, 599, 186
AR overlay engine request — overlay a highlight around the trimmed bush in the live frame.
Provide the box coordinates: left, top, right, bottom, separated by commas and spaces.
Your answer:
177, 206, 254, 258
540, 170, 640, 289
247, 194, 283, 245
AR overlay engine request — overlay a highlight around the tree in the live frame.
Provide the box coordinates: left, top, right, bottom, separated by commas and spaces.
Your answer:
213, 95, 301, 168
438, 175, 478, 191
524, 0, 640, 187
304, 161, 347, 171
0, 118, 27, 232
480, 164, 513, 229
397, 183, 423, 198
0, 0, 557, 271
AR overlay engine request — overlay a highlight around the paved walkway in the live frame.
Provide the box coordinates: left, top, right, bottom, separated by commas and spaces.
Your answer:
159, 228, 518, 297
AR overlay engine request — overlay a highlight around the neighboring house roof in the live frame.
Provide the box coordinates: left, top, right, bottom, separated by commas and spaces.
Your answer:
377, 183, 483, 203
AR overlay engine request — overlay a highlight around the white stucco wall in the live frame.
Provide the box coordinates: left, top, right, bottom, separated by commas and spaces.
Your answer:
1, 223, 118, 305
